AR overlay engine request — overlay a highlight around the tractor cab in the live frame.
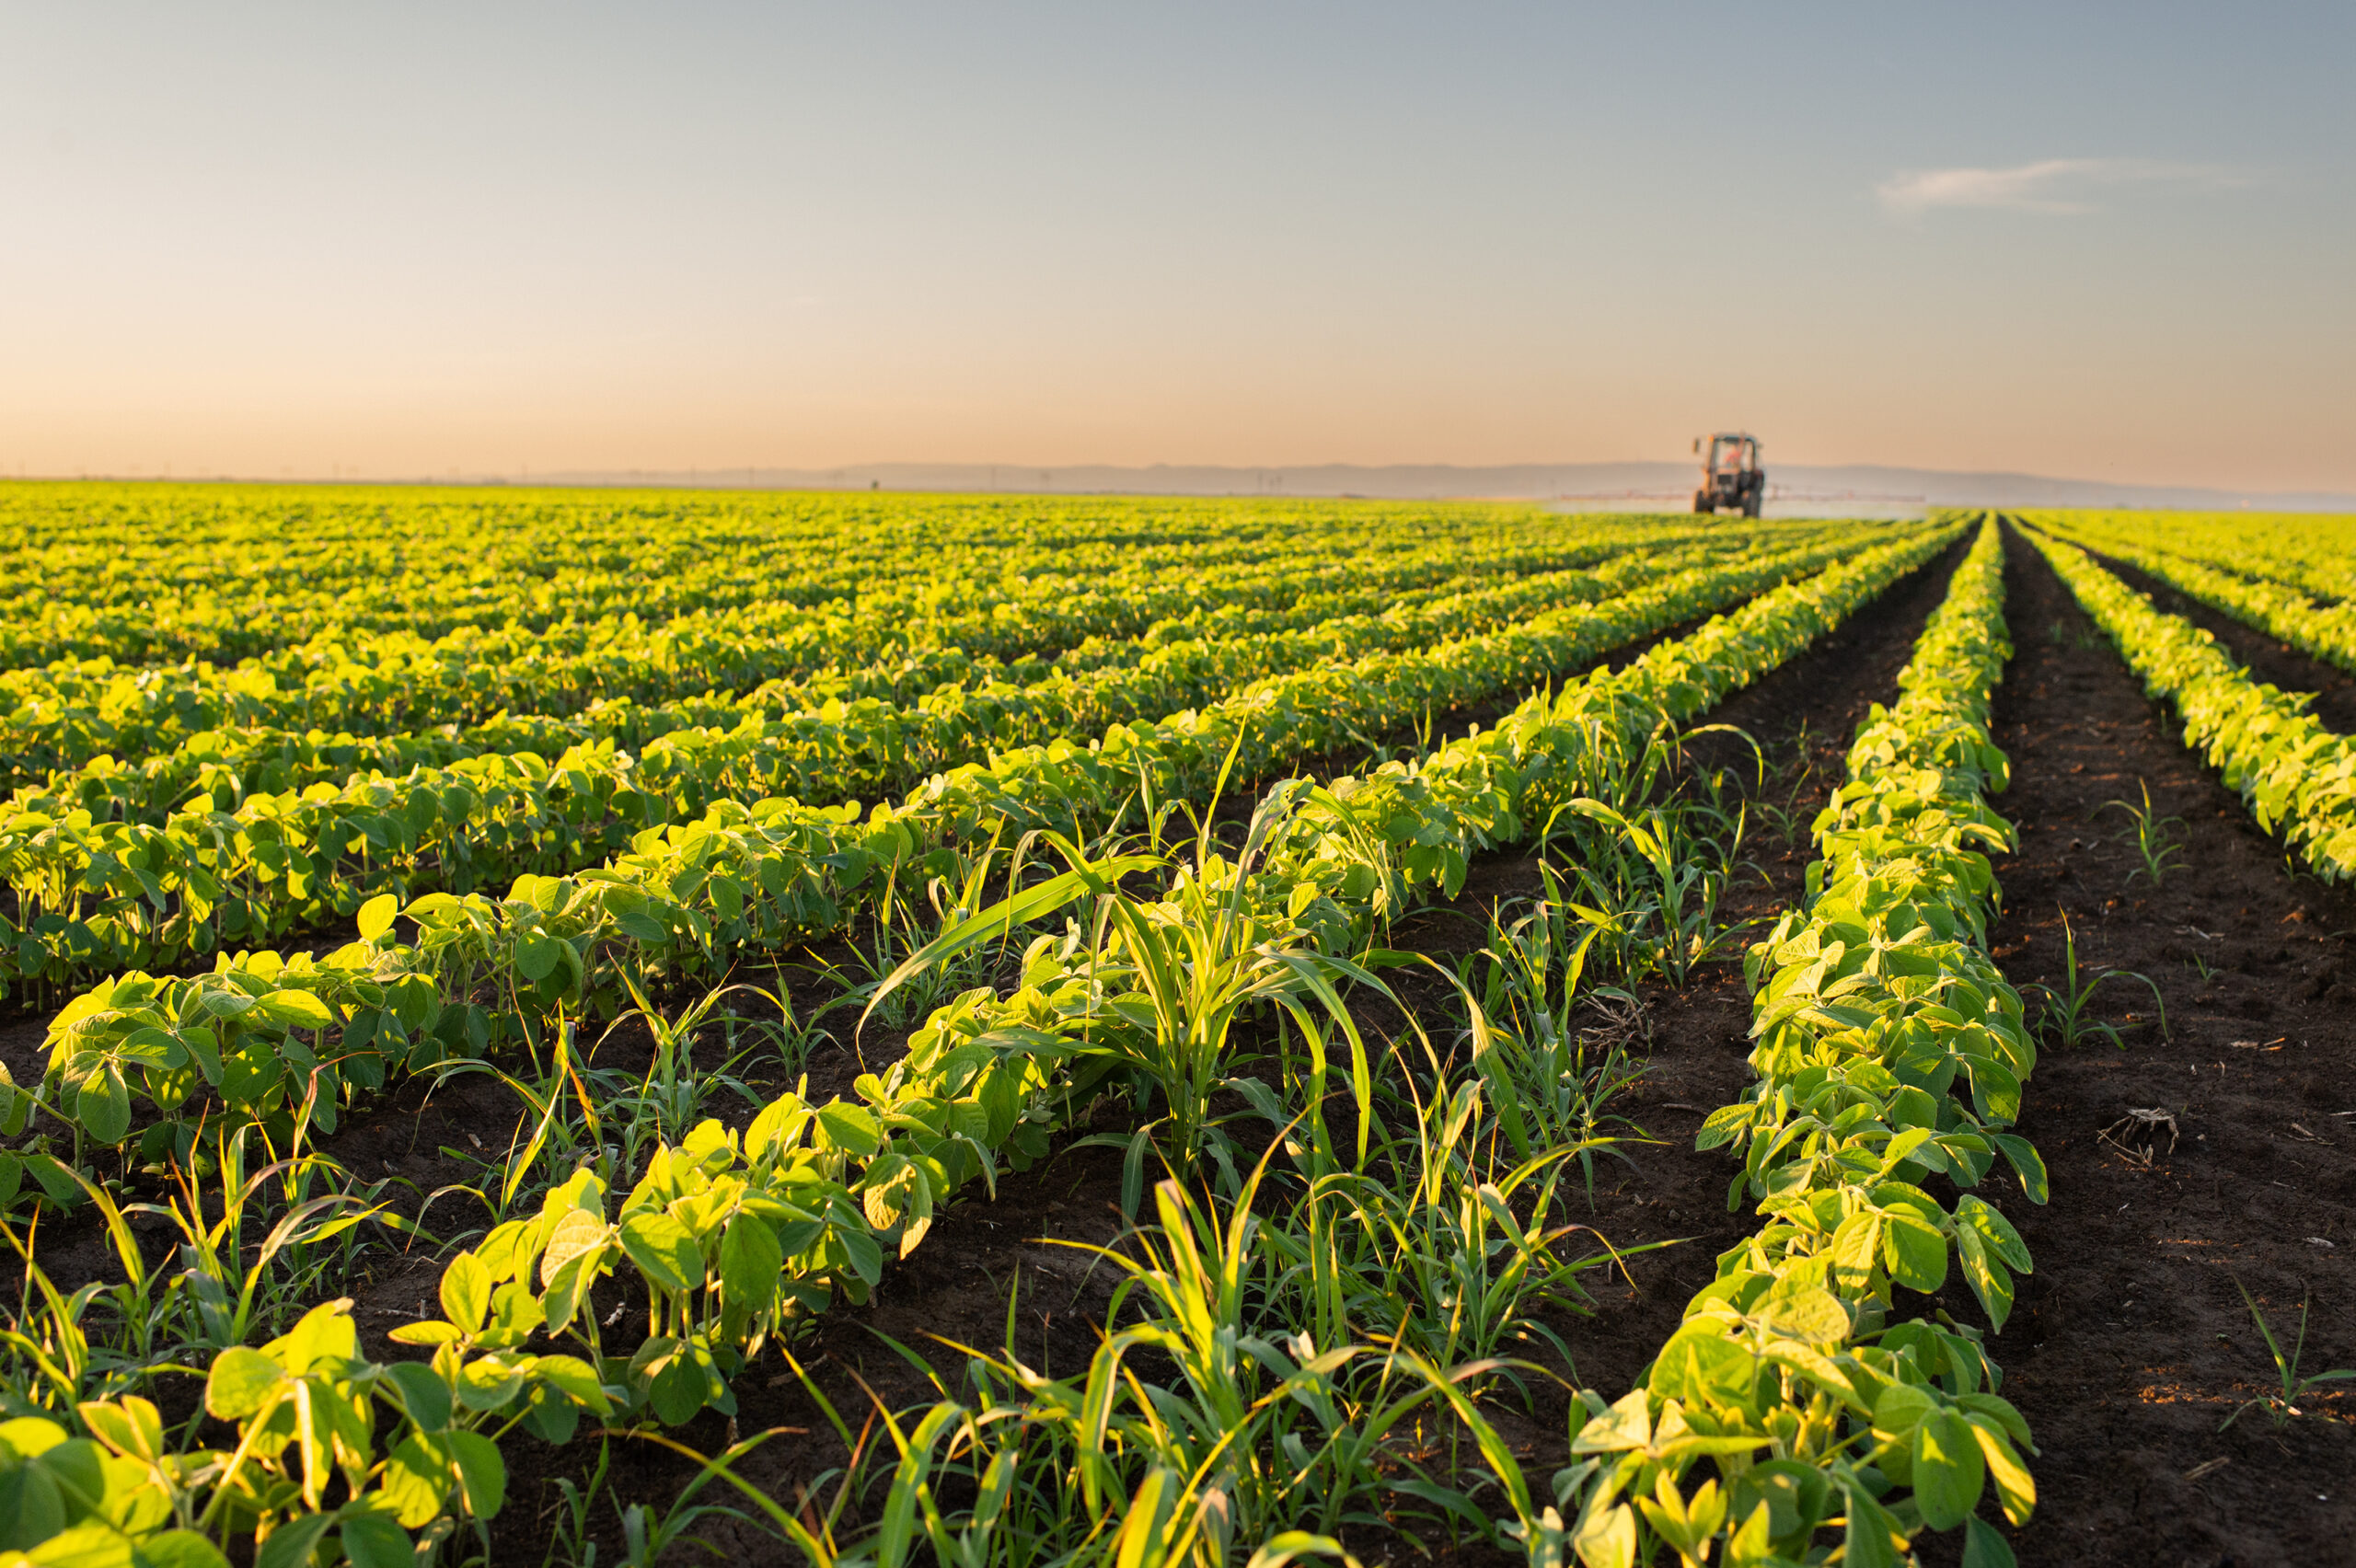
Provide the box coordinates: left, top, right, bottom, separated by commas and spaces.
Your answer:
1692, 432, 1765, 517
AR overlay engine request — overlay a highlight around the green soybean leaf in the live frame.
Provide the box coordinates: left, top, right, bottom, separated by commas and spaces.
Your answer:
137, 1531, 235, 1568
617, 911, 669, 943
1989, 1134, 2049, 1204
1754, 1282, 1849, 1346
1966, 1414, 2039, 1527
1958, 1195, 2032, 1271
379, 1361, 451, 1432
1837, 1475, 1902, 1568
1953, 1222, 2015, 1332
619, 1211, 703, 1294
76, 1064, 131, 1147
1962, 1514, 2020, 1568
721, 1214, 783, 1315
514, 933, 562, 983
203, 1347, 283, 1421
1570, 1502, 1637, 1568
456, 1358, 526, 1413
814, 1101, 882, 1158
538, 1207, 609, 1286
1827, 1210, 1882, 1295
255, 989, 333, 1031
357, 893, 399, 941
381, 1435, 452, 1528
338, 1513, 414, 1568
1882, 1208, 1950, 1294
1911, 1408, 1986, 1530
529, 1355, 614, 1418
439, 1252, 491, 1335
255, 1514, 336, 1568
447, 1430, 507, 1519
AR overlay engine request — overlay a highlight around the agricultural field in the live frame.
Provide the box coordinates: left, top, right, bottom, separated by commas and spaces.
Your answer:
0, 484, 2349, 1568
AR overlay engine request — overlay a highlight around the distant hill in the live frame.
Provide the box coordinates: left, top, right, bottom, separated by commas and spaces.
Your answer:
522, 460, 2356, 512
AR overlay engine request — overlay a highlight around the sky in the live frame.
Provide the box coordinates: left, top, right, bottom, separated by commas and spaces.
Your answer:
3, 3, 2351, 492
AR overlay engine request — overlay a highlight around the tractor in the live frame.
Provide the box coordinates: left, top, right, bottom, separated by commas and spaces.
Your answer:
1692, 432, 1765, 517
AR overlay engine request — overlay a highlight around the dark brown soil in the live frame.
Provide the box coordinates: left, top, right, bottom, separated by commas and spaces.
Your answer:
1977, 523, 2356, 1568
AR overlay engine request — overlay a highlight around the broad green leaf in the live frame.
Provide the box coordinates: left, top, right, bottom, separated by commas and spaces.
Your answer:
1753, 1283, 1848, 1346
202, 1347, 282, 1421
1882, 1208, 1949, 1294
529, 1355, 614, 1417
76, 1066, 131, 1147
446, 1430, 506, 1519
1911, 1408, 1986, 1530
814, 1100, 883, 1157
1966, 1415, 2038, 1526
338, 1513, 413, 1568
254, 1514, 334, 1568
439, 1253, 491, 1335
357, 893, 399, 941
254, 989, 334, 1031
1957, 1195, 2032, 1271
131, 1532, 233, 1568
1570, 1388, 1651, 1454
455, 1358, 526, 1414
1827, 1210, 1882, 1295
514, 933, 562, 983
1953, 1222, 2016, 1332
379, 1362, 451, 1433
1962, 1515, 2020, 1568
619, 1211, 704, 1294
720, 1214, 783, 1314
1989, 1134, 2049, 1205
1570, 1501, 1637, 1568
538, 1207, 608, 1286
379, 1436, 450, 1528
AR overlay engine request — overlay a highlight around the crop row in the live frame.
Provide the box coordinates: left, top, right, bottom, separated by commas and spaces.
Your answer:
14, 526, 1783, 829
2025, 525, 2356, 881
3, 530, 1879, 1002
1546, 517, 2042, 1567
4, 522, 1964, 1568
33, 526, 1952, 1167
2033, 515, 2356, 676
0, 487, 1597, 658
2026, 507, 2356, 606
0, 518, 1592, 686
0, 486, 1582, 666
0, 518, 1753, 787
9, 553, 1533, 819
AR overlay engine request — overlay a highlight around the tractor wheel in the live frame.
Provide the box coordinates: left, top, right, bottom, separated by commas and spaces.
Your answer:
1743, 490, 1762, 519
1693, 491, 1713, 514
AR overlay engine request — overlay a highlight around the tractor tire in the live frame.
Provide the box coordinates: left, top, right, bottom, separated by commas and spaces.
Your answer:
1693, 491, 1714, 514
1743, 490, 1762, 519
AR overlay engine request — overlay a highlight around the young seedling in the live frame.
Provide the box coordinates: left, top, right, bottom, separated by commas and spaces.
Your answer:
2027, 910, 2168, 1048
2220, 1279, 2355, 1430
2100, 780, 2189, 886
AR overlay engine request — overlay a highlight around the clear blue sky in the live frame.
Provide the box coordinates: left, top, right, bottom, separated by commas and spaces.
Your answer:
4, 2, 2350, 490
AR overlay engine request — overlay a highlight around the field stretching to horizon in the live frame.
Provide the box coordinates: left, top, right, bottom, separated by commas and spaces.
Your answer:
0, 483, 2349, 1568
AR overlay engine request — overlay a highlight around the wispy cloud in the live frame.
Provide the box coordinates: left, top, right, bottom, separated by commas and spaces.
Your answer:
1877, 157, 2245, 215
